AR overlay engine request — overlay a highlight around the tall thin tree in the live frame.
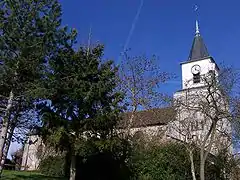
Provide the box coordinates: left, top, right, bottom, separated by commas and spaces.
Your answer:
0, 0, 76, 174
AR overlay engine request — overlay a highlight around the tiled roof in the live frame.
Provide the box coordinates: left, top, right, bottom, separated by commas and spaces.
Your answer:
188, 34, 209, 61
118, 107, 175, 128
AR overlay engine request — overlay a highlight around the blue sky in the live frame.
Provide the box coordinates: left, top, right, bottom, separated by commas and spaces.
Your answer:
59, 0, 240, 95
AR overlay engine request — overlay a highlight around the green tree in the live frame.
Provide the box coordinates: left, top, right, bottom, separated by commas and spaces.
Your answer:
39, 45, 124, 180
131, 143, 192, 180
0, 0, 76, 174
131, 142, 238, 180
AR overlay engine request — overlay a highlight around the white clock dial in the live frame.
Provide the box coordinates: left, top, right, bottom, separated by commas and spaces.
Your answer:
191, 65, 201, 75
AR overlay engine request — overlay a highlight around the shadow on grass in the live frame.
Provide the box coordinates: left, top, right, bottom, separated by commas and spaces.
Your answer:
14, 174, 66, 180
15, 174, 66, 180
2, 171, 66, 180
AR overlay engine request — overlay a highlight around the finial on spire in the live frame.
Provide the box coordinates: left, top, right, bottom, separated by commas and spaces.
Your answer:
188, 5, 210, 61
194, 5, 198, 12
194, 5, 200, 36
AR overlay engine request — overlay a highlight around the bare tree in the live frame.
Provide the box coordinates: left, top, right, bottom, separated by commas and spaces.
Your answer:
169, 67, 239, 180
118, 51, 172, 132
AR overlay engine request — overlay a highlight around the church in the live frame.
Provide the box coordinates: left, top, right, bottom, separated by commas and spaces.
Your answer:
21, 20, 232, 170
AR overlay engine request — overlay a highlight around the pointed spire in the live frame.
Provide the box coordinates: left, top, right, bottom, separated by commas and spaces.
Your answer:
188, 20, 210, 61
195, 20, 200, 35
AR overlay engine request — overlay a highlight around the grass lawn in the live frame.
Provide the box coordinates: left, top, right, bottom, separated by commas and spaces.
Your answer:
1, 170, 67, 180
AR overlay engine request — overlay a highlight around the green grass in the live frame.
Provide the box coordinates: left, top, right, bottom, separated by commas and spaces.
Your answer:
1, 170, 67, 180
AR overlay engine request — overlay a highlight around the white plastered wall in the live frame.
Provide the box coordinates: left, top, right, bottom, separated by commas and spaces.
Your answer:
181, 58, 218, 89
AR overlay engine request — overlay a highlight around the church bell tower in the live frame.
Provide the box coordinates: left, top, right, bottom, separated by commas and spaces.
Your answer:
171, 18, 232, 155
180, 20, 219, 90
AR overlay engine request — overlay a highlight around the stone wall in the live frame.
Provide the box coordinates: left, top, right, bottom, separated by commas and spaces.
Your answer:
21, 124, 169, 171
21, 135, 42, 171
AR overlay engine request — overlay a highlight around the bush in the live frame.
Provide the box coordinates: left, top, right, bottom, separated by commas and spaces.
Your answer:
39, 156, 65, 177
131, 143, 192, 180
11, 148, 23, 170
130, 142, 238, 180
74, 136, 135, 180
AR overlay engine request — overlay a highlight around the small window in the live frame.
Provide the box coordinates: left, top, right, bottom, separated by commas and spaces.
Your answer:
193, 73, 200, 83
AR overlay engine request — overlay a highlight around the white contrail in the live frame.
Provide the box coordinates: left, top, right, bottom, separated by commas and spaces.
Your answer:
122, 0, 144, 52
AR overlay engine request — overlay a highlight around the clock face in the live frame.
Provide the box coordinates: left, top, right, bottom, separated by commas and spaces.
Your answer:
191, 65, 201, 75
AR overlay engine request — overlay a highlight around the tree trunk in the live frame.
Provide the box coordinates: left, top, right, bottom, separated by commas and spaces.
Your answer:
0, 130, 13, 174
127, 105, 137, 134
64, 150, 71, 177
200, 161, 205, 180
189, 150, 197, 180
69, 155, 76, 180
200, 121, 216, 180
200, 149, 205, 180
0, 91, 14, 175
0, 101, 18, 175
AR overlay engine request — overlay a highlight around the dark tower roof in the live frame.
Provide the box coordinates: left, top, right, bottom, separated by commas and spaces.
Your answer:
188, 21, 209, 61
